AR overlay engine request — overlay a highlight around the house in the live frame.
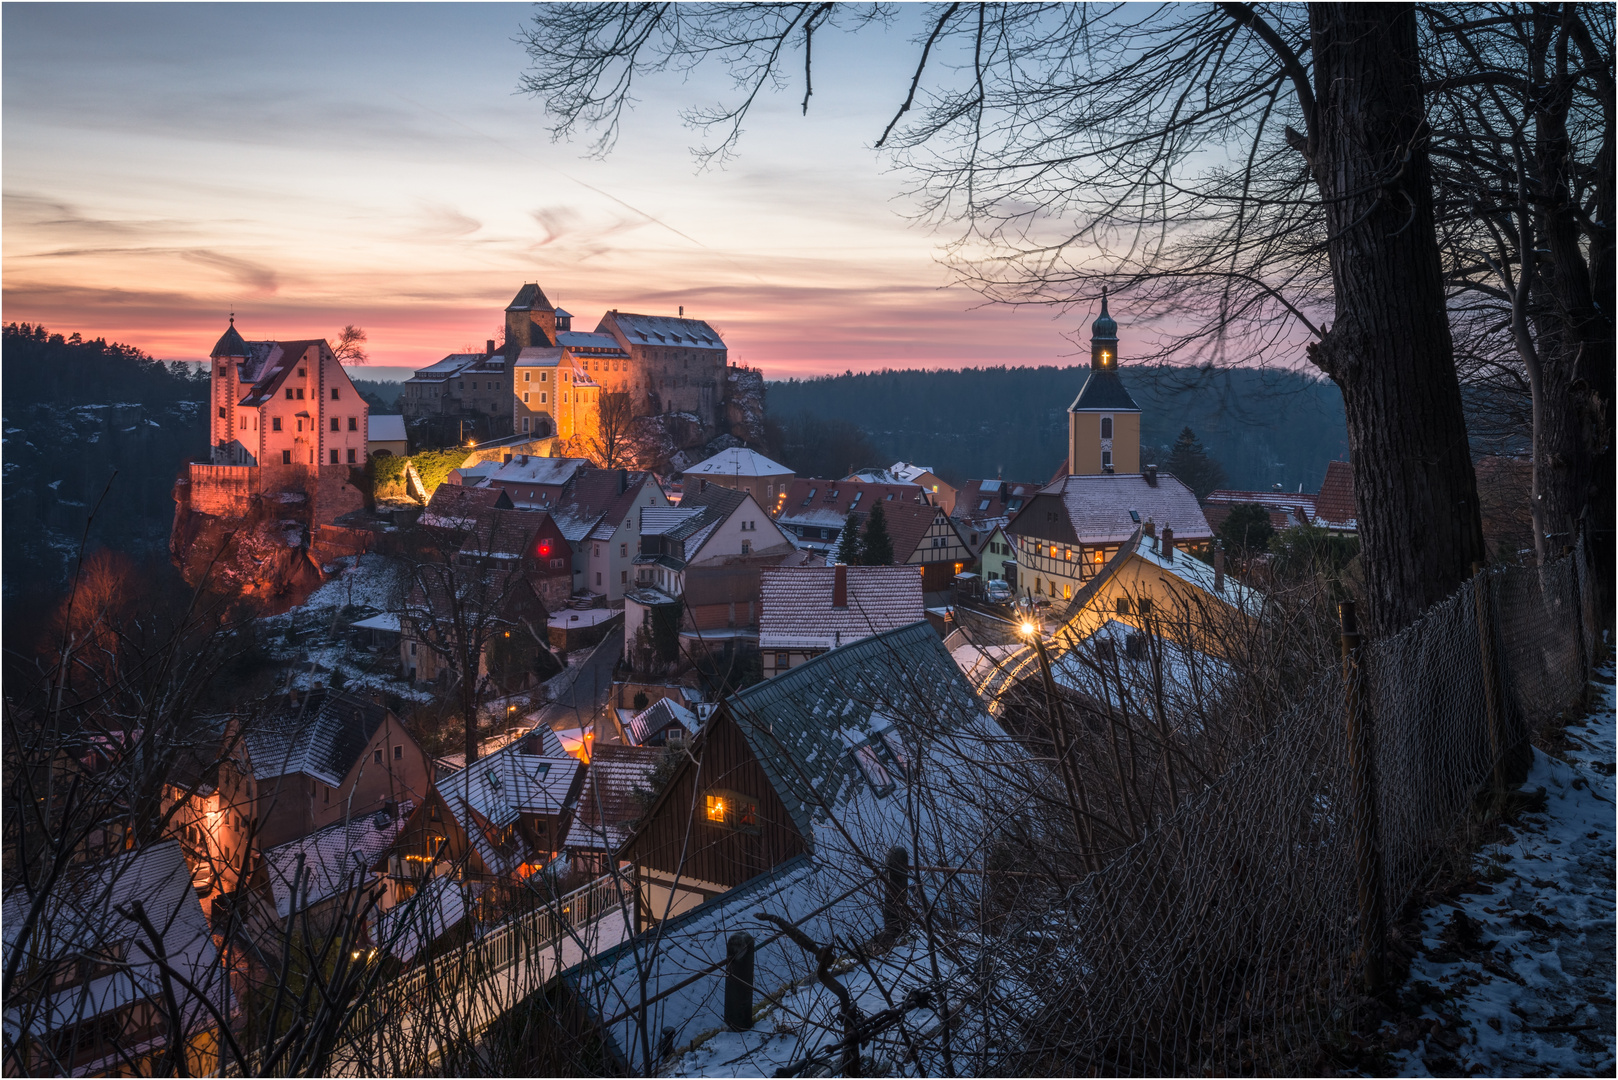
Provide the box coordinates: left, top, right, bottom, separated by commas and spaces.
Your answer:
1201, 488, 1318, 533
554, 467, 672, 605
244, 691, 434, 851
683, 446, 795, 513
2, 840, 231, 1076
977, 524, 1017, 584
478, 454, 590, 511
419, 483, 512, 531
880, 500, 978, 590
260, 810, 407, 932
565, 743, 665, 872
622, 484, 798, 664
367, 414, 408, 457
400, 346, 518, 444
454, 505, 576, 612
207, 320, 371, 469
564, 623, 1029, 1071
373, 728, 583, 957
773, 478, 929, 554
758, 563, 924, 677
847, 461, 957, 511
620, 696, 700, 746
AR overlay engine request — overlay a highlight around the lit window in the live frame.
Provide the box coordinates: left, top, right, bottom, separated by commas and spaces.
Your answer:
705, 793, 727, 822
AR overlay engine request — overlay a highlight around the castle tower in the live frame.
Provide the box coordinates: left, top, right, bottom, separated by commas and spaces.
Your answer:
1066, 289, 1141, 475
210, 316, 250, 464
505, 283, 559, 349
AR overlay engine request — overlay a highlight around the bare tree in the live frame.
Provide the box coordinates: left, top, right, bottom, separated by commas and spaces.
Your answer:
588, 390, 637, 469
332, 325, 369, 366
517, 2, 1489, 637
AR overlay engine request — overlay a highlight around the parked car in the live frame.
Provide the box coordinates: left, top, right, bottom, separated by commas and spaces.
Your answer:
984, 580, 1014, 604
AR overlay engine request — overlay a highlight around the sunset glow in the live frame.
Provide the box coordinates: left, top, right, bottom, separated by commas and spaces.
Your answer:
3, 4, 1088, 380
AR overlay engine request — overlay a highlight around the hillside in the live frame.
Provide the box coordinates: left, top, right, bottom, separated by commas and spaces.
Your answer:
2, 325, 208, 629
766, 364, 1349, 490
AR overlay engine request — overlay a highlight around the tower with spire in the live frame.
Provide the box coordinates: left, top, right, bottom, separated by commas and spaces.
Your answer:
1066, 288, 1141, 476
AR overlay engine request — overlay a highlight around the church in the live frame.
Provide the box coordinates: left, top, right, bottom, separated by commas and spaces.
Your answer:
1006, 292, 1213, 602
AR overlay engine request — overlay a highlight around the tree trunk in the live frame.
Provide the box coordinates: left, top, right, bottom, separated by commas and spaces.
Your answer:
1304, 3, 1486, 638
1533, 12, 1615, 615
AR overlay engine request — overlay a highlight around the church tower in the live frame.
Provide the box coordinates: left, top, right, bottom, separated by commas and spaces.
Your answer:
1066, 289, 1141, 475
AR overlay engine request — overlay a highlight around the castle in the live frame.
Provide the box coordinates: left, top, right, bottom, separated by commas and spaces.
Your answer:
401, 283, 731, 449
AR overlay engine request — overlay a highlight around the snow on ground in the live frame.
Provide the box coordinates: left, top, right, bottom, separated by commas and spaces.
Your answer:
548, 608, 618, 628
1388, 666, 1615, 1077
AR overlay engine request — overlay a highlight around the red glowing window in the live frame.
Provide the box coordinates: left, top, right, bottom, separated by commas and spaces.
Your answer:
536, 541, 552, 558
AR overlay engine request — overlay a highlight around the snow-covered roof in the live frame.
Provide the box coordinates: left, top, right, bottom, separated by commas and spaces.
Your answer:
567, 744, 664, 854
432, 731, 582, 878
410, 353, 481, 380
244, 691, 400, 787
556, 331, 627, 355
1019, 471, 1212, 546
625, 697, 698, 746
758, 565, 924, 650
375, 873, 467, 963
640, 506, 704, 536
685, 446, 793, 478
600, 311, 725, 349
350, 613, 400, 632
513, 346, 565, 368
2, 841, 228, 1041
368, 414, 406, 442
484, 455, 586, 488
263, 812, 407, 920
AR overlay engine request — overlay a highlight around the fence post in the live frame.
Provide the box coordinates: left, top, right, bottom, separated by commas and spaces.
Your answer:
883, 845, 910, 940
1340, 600, 1385, 995
724, 931, 755, 1031
1471, 563, 1507, 793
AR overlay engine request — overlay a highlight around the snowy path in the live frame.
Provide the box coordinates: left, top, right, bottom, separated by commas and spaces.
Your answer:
1387, 666, 1615, 1077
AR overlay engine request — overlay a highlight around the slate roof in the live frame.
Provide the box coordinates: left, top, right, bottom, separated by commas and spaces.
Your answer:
725, 621, 1009, 846
1068, 367, 1141, 412
600, 311, 725, 349
1314, 460, 1357, 527
758, 566, 924, 649
263, 812, 407, 920
557, 331, 628, 355
244, 691, 398, 787
625, 698, 699, 746
775, 479, 927, 532
433, 732, 584, 878
369, 415, 407, 442
2, 840, 227, 1038
1020, 471, 1212, 545
568, 744, 665, 853
507, 282, 553, 311
953, 478, 1040, 524
685, 446, 793, 478
238, 340, 327, 407
210, 319, 249, 358
513, 346, 566, 368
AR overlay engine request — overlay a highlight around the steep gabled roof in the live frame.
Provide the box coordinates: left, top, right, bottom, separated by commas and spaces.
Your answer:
263, 813, 406, 920
1012, 471, 1211, 546
879, 501, 964, 563
507, 283, 553, 312
569, 744, 665, 854
244, 691, 399, 787
685, 446, 793, 478
1314, 460, 1357, 526
238, 340, 328, 407
421, 484, 512, 530
775, 479, 926, 528
1068, 367, 1141, 412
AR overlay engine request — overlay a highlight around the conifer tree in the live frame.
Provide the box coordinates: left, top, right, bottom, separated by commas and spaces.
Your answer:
861, 504, 895, 566
834, 511, 863, 565
1165, 426, 1227, 500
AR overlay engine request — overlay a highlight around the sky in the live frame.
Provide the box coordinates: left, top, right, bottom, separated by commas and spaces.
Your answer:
3, 2, 1112, 382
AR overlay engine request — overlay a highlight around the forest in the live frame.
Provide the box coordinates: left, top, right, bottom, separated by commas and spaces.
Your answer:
767, 364, 1350, 490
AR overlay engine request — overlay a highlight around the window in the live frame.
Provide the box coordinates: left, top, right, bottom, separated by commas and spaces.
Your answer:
218, 405, 227, 418
297, 419, 304, 432
596, 572, 602, 586
620, 543, 628, 558
1063, 583, 1073, 599
1102, 450, 1112, 468
540, 392, 547, 404
1125, 633, 1146, 661
330, 449, 340, 464
741, 540, 751, 554
282, 450, 292, 465
347, 448, 357, 463
332, 387, 340, 400
621, 570, 628, 585
1138, 598, 1153, 615
299, 368, 306, 377
881, 730, 909, 776
1096, 639, 1117, 662
1115, 597, 1132, 615
704, 790, 758, 830
1101, 416, 1114, 439
348, 416, 358, 431
297, 388, 305, 399
374, 748, 383, 764
394, 745, 403, 760
853, 746, 893, 790
286, 388, 294, 400
541, 371, 548, 381
331, 417, 340, 432
323, 786, 330, 804
523, 371, 530, 382
522, 392, 529, 403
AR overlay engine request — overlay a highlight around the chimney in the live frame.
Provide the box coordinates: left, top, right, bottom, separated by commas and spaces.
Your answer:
679, 305, 684, 318
699, 478, 709, 492
1143, 519, 1156, 539
1162, 527, 1175, 562
503, 453, 513, 465
618, 468, 630, 494
1213, 542, 1226, 592
1144, 464, 1158, 487
832, 563, 848, 608
486, 339, 496, 356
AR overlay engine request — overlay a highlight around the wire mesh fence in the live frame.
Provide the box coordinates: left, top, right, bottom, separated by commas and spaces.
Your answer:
981, 538, 1599, 1076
